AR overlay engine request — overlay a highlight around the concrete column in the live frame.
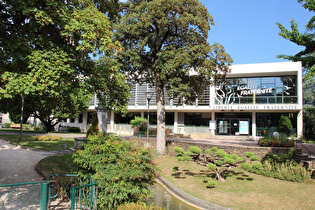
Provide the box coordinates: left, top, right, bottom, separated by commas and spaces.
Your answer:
297, 110, 303, 138
174, 111, 178, 134
110, 111, 114, 133
252, 111, 256, 140
96, 106, 108, 133
210, 112, 216, 135
141, 111, 144, 118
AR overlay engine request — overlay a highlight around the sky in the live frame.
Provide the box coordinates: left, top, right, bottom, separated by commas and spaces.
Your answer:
120, 0, 313, 65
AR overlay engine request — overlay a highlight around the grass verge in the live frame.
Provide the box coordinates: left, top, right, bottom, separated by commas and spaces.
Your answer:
154, 156, 315, 210
0, 135, 75, 151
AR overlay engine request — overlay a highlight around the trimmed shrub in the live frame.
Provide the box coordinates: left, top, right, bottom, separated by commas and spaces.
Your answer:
215, 149, 226, 158
215, 160, 223, 166
250, 156, 259, 161
205, 149, 212, 154
252, 162, 263, 170
278, 115, 292, 134
206, 180, 217, 188
230, 154, 239, 160
245, 152, 255, 158
207, 163, 217, 171
68, 127, 81, 133
189, 146, 201, 154
86, 112, 99, 137
224, 158, 235, 165
4, 123, 12, 128
211, 147, 218, 152
174, 147, 185, 154
242, 163, 252, 171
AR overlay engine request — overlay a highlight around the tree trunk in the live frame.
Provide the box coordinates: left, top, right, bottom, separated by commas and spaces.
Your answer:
215, 167, 231, 182
156, 77, 166, 156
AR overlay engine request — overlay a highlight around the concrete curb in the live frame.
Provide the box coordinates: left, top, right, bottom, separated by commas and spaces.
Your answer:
156, 176, 231, 210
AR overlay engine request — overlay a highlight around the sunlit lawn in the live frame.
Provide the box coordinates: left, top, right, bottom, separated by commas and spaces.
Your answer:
0, 134, 75, 151
154, 156, 315, 210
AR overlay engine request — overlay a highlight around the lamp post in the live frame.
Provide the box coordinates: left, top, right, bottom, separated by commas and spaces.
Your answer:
144, 91, 154, 144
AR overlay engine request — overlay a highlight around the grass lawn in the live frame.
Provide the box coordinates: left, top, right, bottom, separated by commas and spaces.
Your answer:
154, 156, 315, 210
0, 134, 75, 151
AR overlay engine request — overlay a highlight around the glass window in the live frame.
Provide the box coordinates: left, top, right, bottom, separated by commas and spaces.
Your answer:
184, 113, 210, 126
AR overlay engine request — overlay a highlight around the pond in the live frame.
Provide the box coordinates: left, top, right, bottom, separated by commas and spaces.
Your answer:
146, 182, 200, 210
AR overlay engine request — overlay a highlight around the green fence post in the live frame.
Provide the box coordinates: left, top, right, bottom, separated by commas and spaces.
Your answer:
40, 182, 48, 210
71, 184, 76, 210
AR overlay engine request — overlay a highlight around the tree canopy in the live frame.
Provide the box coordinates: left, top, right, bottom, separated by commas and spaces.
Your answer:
277, 0, 315, 79
115, 0, 232, 155
0, 0, 130, 131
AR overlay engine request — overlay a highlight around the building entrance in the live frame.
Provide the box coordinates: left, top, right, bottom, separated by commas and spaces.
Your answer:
216, 118, 250, 135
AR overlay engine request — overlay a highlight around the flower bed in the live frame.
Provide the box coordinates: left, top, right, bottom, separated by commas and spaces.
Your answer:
258, 136, 294, 147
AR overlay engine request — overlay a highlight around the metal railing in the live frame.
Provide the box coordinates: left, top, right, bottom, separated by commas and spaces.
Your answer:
0, 181, 50, 210
49, 173, 97, 210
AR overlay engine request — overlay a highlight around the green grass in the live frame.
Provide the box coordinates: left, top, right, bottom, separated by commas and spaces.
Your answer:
0, 128, 47, 133
0, 135, 75, 151
154, 156, 315, 210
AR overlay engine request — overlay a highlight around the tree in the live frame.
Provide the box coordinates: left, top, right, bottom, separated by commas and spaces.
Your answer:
0, 0, 130, 131
277, 115, 293, 134
276, 0, 315, 79
115, 0, 232, 155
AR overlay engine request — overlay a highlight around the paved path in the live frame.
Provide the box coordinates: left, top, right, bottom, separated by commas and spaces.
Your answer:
0, 139, 60, 184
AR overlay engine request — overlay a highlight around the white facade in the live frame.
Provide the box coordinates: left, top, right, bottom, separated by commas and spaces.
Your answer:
67, 62, 304, 138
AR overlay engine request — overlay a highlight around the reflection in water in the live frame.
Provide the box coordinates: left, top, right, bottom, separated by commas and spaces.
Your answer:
146, 183, 200, 210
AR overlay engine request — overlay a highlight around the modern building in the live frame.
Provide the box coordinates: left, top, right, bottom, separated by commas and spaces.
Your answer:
63, 61, 303, 139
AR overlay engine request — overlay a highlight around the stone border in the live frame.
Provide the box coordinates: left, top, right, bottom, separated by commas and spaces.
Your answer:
156, 176, 231, 210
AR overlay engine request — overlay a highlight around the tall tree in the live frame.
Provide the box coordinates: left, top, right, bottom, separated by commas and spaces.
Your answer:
276, 0, 315, 79
115, 0, 232, 155
0, 0, 130, 131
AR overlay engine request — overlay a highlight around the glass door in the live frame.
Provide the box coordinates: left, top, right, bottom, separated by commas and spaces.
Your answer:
217, 119, 230, 135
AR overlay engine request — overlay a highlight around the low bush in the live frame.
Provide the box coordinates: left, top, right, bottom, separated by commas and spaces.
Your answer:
215, 149, 226, 158
215, 160, 223, 166
211, 147, 218, 152
250, 156, 259, 161
73, 133, 159, 209
245, 152, 254, 158
207, 163, 216, 171
35, 135, 61, 141
258, 135, 294, 147
206, 180, 217, 188
4, 123, 12, 128
174, 147, 185, 154
241, 163, 252, 171
205, 149, 212, 154
189, 146, 201, 154
67, 127, 81, 133
257, 161, 311, 183
117, 202, 163, 210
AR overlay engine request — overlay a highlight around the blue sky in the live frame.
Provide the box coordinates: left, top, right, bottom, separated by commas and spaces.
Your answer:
120, 0, 313, 64
201, 0, 313, 64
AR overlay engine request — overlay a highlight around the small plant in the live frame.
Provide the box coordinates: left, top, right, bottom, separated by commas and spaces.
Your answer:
67, 127, 81, 133
211, 147, 218, 152
130, 116, 147, 133
278, 115, 292, 134
189, 146, 201, 154
241, 163, 252, 171
86, 112, 99, 137
205, 149, 212, 154
207, 163, 217, 171
215, 160, 223, 166
245, 152, 255, 158
174, 147, 185, 154
206, 180, 217, 188
224, 158, 235, 165
215, 149, 226, 158
172, 166, 179, 172
250, 156, 259, 161
252, 162, 263, 170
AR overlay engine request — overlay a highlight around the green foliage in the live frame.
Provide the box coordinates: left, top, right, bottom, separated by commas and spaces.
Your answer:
205, 149, 212, 154
241, 163, 252, 171
174, 147, 185, 154
73, 134, 159, 209
117, 202, 163, 210
0, 0, 130, 132
215, 149, 226, 158
130, 117, 147, 133
250, 156, 259, 162
230, 154, 239, 160
278, 115, 293, 134
86, 113, 99, 137
257, 161, 311, 183
115, 0, 232, 155
206, 180, 217, 188
262, 149, 295, 164
211, 147, 218, 152
67, 127, 81, 133
189, 146, 201, 154
215, 160, 223, 166
176, 154, 191, 162
172, 166, 179, 172
224, 158, 235, 165
4, 123, 12, 128
245, 152, 255, 158
252, 162, 263, 171
207, 163, 217, 171
258, 135, 294, 147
